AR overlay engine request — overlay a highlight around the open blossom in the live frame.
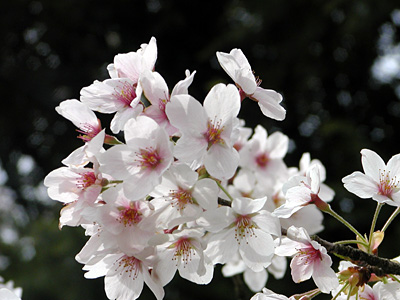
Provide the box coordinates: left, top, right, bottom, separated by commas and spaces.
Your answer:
99, 115, 174, 200
141, 69, 196, 136
166, 83, 241, 180
342, 149, 400, 206
82, 248, 164, 300
239, 125, 289, 183
275, 226, 339, 293
217, 48, 286, 121
147, 163, 219, 229
80, 77, 143, 134
198, 196, 281, 272
152, 228, 213, 286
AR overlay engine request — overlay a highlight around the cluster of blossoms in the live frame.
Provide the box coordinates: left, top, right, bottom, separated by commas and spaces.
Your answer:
44, 37, 400, 300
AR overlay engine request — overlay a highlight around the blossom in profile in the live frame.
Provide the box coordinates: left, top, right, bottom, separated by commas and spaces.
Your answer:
275, 226, 338, 293
273, 165, 334, 218
342, 149, 400, 206
217, 48, 286, 121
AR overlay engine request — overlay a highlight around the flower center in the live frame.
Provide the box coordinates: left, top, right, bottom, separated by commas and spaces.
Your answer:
115, 255, 141, 278
378, 169, 399, 198
204, 119, 224, 149
255, 152, 269, 168
136, 147, 162, 170
234, 214, 256, 242
77, 171, 97, 190
115, 82, 137, 107
172, 237, 194, 264
297, 246, 322, 264
170, 188, 193, 210
76, 119, 102, 142
117, 202, 142, 226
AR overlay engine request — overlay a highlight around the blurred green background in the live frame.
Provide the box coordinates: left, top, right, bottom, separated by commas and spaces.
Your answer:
1, 0, 400, 299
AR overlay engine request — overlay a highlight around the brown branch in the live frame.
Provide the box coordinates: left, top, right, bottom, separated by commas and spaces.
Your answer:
281, 228, 400, 276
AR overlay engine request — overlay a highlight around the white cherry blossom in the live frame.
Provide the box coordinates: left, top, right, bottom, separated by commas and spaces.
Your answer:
342, 148, 400, 206
217, 48, 286, 121
166, 83, 241, 180
275, 226, 339, 293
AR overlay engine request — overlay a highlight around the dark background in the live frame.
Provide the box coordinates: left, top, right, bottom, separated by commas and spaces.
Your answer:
1, 0, 400, 299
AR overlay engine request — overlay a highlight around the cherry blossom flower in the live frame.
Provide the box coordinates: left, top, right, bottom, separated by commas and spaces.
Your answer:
99, 116, 174, 200
342, 148, 400, 206
107, 36, 157, 83
80, 78, 143, 134
216, 48, 286, 121
147, 163, 219, 229
141, 69, 196, 136
152, 228, 213, 285
82, 248, 164, 300
275, 226, 339, 293
239, 125, 289, 183
198, 196, 281, 272
56, 99, 119, 144
166, 83, 241, 180
273, 165, 334, 218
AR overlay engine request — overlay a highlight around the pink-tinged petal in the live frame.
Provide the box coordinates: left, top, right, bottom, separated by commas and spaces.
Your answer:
80, 78, 136, 113
273, 186, 312, 218
99, 144, 136, 179
173, 134, 207, 164
140, 36, 158, 72
204, 144, 239, 180
252, 210, 281, 237
56, 99, 99, 131
203, 83, 241, 125
265, 131, 289, 159
274, 237, 299, 256
244, 268, 268, 292
286, 226, 311, 244
110, 105, 143, 134
197, 206, 234, 232
235, 67, 257, 94
171, 70, 196, 96
252, 87, 286, 121
216, 51, 241, 82
239, 229, 274, 272
361, 149, 385, 181
308, 166, 321, 195
166, 94, 208, 133
342, 171, 378, 198
124, 116, 161, 144
232, 197, 266, 215
205, 228, 238, 264
113, 52, 142, 83
142, 268, 165, 300
192, 178, 219, 210
311, 260, 339, 293
123, 171, 161, 200
290, 255, 313, 282
140, 70, 169, 105
386, 153, 400, 176
154, 249, 177, 285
